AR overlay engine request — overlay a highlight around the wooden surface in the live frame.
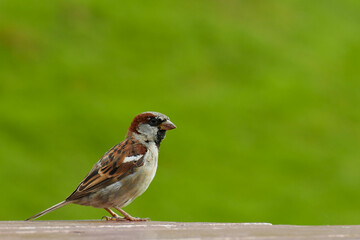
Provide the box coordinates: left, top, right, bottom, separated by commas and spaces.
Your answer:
1, 221, 360, 239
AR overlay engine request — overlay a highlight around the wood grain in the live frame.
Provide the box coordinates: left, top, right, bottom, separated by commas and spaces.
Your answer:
1, 221, 360, 239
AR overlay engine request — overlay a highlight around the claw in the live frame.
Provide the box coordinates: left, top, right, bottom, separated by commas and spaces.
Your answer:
102, 216, 113, 221
102, 216, 128, 221
101, 215, 149, 221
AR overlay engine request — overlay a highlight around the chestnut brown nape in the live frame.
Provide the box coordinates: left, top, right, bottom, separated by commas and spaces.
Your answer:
127, 112, 169, 136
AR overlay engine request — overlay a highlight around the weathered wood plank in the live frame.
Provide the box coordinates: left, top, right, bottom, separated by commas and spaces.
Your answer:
1, 221, 360, 239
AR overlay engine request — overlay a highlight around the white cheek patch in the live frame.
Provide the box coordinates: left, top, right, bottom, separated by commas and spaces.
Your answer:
137, 123, 158, 141
123, 155, 143, 163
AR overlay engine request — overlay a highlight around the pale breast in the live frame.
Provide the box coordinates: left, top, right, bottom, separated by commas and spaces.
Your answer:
113, 143, 158, 207
129, 143, 158, 198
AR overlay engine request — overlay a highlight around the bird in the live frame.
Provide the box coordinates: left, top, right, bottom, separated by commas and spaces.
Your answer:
26, 111, 176, 221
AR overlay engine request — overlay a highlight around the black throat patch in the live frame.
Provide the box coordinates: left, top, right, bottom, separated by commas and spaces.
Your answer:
155, 130, 166, 147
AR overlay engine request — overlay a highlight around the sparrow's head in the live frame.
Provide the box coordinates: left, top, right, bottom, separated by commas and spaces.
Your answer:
127, 111, 176, 146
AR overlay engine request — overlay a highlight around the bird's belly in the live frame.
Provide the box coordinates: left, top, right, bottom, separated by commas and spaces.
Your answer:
77, 154, 158, 208
115, 161, 158, 207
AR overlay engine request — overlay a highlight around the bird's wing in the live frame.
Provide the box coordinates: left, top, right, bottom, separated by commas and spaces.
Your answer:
66, 138, 147, 201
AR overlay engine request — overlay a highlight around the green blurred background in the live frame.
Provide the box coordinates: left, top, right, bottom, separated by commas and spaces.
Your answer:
1, 0, 360, 225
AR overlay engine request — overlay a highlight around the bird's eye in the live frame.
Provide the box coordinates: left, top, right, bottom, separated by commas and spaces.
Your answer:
148, 118, 160, 126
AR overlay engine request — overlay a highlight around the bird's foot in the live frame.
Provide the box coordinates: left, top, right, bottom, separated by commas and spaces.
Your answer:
124, 216, 150, 221
102, 215, 149, 221
113, 207, 150, 221
102, 216, 127, 221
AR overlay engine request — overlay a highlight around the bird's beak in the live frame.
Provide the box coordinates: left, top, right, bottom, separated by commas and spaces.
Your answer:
160, 120, 176, 130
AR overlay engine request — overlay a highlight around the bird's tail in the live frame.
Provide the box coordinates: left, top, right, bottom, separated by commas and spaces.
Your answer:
25, 201, 70, 221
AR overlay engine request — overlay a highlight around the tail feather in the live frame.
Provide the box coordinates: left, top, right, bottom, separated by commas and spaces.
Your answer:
25, 201, 70, 221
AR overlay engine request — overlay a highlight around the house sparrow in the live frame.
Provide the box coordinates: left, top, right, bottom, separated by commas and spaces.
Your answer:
26, 111, 176, 221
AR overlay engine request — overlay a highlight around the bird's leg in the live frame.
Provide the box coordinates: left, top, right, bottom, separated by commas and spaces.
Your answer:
114, 206, 149, 221
102, 208, 126, 221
